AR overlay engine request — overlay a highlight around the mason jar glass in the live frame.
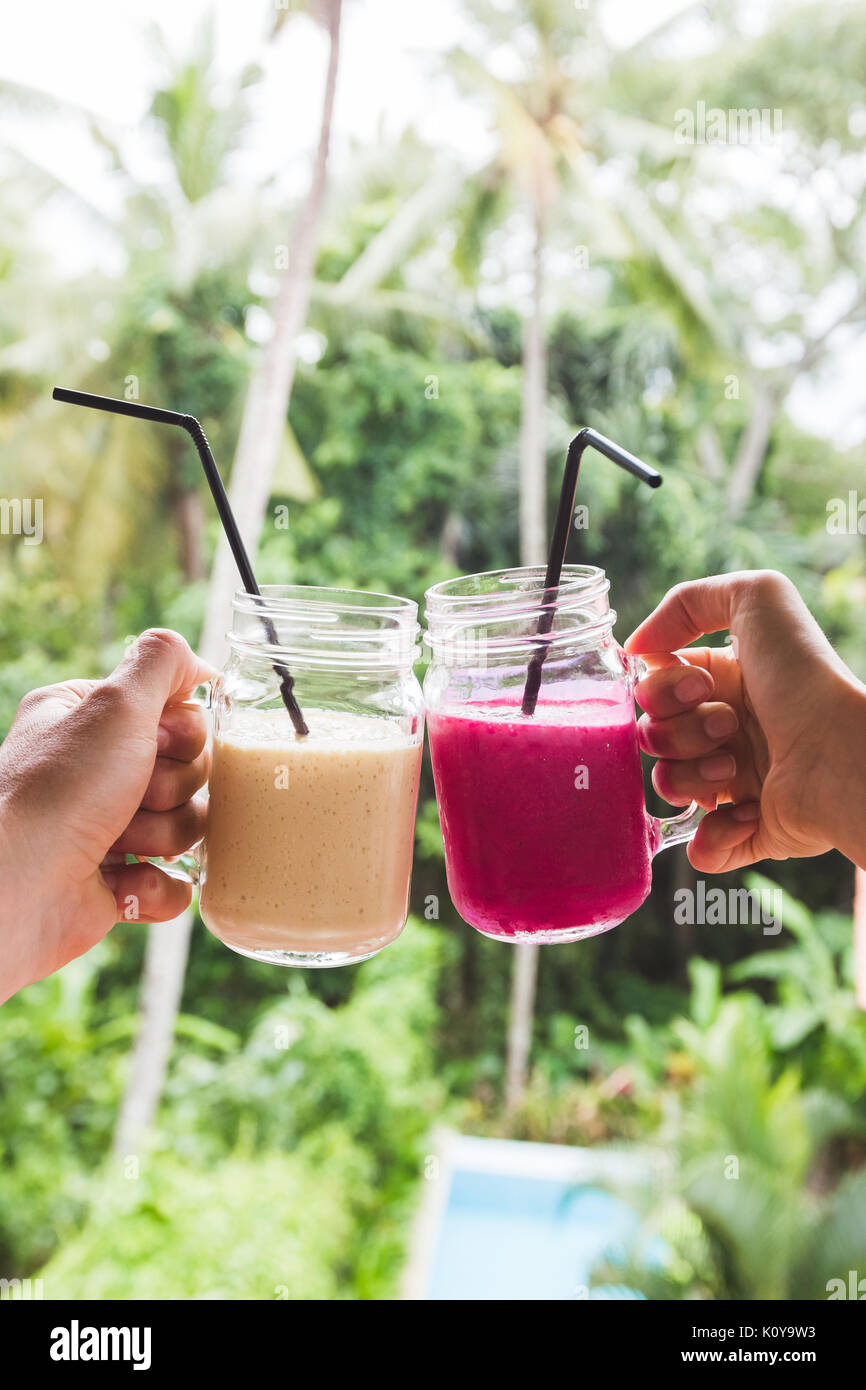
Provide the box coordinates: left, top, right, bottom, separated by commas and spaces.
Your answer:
423, 565, 701, 945
198, 586, 424, 968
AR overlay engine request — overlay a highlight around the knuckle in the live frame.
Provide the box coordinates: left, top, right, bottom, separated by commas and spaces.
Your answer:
669, 583, 698, 630
652, 760, 673, 799
135, 628, 189, 660
666, 580, 690, 601
182, 796, 207, 835
640, 716, 671, 757
16, 685, 56, 715
160, 803, 200, 854
744, 569, 795, 603
84, 680, 131, 717
141, 776, 170, 811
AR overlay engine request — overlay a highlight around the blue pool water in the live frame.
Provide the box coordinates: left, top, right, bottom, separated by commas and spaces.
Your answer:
427, 1170, 644, 1301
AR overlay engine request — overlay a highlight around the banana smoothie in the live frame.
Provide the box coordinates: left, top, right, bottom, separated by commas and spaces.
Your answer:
199, 708, 422, 965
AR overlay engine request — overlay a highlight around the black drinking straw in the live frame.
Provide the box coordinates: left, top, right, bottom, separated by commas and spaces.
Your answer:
521, 427, 662, 717
52, 386, 309, 736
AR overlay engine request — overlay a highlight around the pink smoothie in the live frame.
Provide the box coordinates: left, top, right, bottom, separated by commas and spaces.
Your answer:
427, 694, 652, 942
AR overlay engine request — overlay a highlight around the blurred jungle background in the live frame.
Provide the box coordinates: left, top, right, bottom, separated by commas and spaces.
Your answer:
1, 0, 865, 1300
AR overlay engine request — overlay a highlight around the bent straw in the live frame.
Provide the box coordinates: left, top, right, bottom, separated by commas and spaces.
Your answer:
521, 427, 661, 717
52, 386, 309, 736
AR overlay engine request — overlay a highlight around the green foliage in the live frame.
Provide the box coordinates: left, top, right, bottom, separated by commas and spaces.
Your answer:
730, 874, 866, 1099
0, 946, 120, 1273
596, 886, 866, 1300
40, 1147, 357, 1300
0, 922, 445, 1299
278, 330, 523, 598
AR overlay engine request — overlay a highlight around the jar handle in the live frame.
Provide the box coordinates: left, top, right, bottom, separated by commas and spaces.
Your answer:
627, 654, 705, 855
651, 802, 705, 855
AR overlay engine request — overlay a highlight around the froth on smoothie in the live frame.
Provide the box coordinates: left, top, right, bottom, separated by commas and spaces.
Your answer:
200, 708, 422, 963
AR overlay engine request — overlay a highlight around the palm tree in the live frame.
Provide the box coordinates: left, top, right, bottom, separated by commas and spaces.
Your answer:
445, 0, 866, 1106
115, 0, 345, 1154
199, 0, 343, 660
447, 3, 592, 1107
0, 19, 268, 610
446, 0, 718, 1107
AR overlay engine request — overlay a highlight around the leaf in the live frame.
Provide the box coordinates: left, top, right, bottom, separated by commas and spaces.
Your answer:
797, 1170, 866, 1294
270, 420, 319, 501
744, 872, 813, 938
688, 958, 721, 1029
729, 950, 808, 984
764, 1003, 823, 1051
92, 1013, 240, 1053
173, 1015, 241, 1053
800, 1088, 860, 1153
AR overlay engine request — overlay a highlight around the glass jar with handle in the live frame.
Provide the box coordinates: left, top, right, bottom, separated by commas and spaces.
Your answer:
423, 565, 702, 944
153, 585, 424, 967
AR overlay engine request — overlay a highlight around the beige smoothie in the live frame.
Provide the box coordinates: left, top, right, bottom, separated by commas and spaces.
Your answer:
199, 708, 422, 963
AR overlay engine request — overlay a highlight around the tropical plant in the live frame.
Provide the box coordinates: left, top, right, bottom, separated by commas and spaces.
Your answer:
599, 943, 866, 1299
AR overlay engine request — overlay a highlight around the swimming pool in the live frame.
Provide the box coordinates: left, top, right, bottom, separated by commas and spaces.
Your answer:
403, 1134, 664, 1301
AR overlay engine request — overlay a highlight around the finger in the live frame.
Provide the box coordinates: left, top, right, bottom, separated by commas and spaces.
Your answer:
100, 861, 193, 923
638, 702, 739, 759
687, 802, 763, 873
652, 755, 734, 812
634, 660, 716, 717
157, 701, 209, 762
111, 796, 206, 857
105, 629, 215, 724
141, 749, 209, 812
626, 575, 748, 653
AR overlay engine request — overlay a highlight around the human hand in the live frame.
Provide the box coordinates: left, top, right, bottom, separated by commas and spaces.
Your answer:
625, 570, 866, 874
0, 629, 214, 1003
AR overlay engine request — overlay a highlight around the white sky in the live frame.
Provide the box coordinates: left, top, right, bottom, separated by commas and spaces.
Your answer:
2, 0, 685, 190
0, 0, 863, 446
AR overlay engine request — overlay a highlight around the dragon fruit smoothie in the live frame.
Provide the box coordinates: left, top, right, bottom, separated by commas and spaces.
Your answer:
427, 693, 653, 942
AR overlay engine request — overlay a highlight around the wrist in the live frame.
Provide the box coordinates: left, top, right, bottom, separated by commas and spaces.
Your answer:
0, 789, 47, 1003
824, 675, 866, 869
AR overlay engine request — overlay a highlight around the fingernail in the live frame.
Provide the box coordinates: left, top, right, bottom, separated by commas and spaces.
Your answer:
732, 801, 760, 821
703, 708, 738, 739
157, 724, 172, 753
101, 870, 119, 892
699, 754, 735, 781
674, 675, 708, 704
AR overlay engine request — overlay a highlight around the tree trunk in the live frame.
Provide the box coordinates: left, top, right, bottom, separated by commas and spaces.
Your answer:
518, 204, 547, 572
671, 842, 697, 976
505, 201, 547, 1109
440, 511, 462, 567
695, 422, 726, 483
173, 488, 206, 582
505, 940, 538, 1110
201, 0, 342, 662
726, 379, 779, 519
112, 917, 194, 1157
112, 0, 343, 1154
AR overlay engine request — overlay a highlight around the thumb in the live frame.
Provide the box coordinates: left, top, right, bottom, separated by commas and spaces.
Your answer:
625, 574, 742, 654
49, 630, 213, 839
105, 629, 216, 722
625, 571, 842, 685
